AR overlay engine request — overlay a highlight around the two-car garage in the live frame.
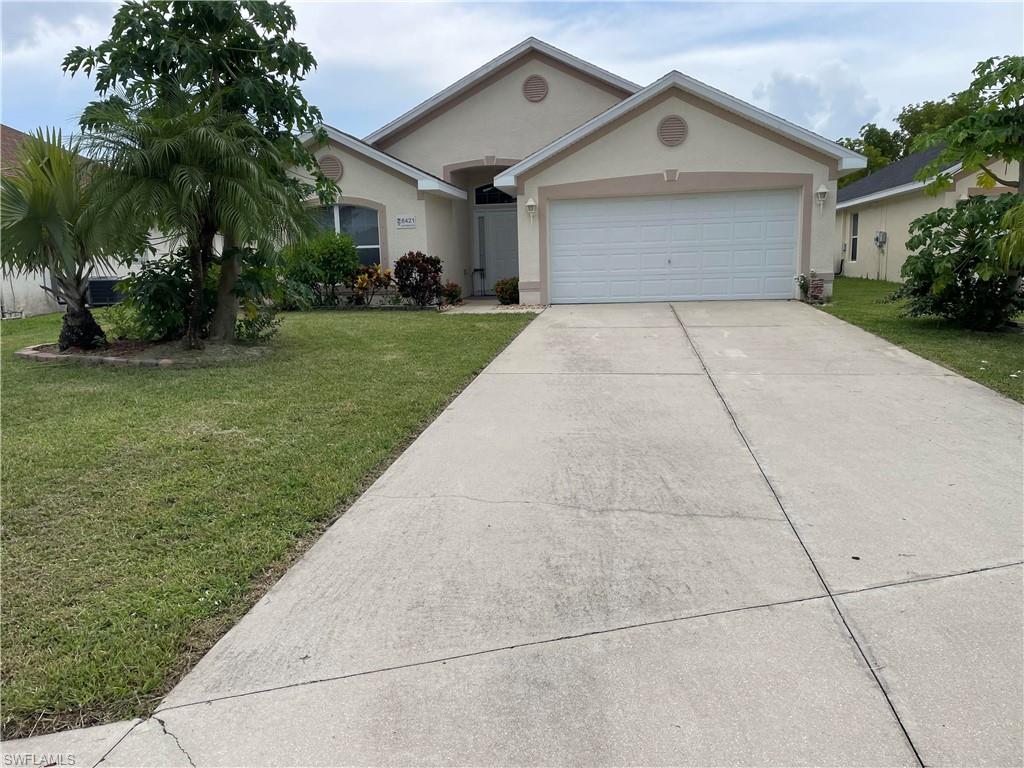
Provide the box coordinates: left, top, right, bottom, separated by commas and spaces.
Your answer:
547, 188, 800, 303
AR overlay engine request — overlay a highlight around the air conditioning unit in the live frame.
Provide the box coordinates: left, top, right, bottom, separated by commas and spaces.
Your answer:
87, 277, 125, 307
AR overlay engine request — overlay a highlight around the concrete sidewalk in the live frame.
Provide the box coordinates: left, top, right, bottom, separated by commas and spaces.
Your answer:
5, 301, 1021, 767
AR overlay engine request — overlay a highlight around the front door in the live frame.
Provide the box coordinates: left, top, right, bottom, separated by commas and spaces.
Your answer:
474, 209, 519, 295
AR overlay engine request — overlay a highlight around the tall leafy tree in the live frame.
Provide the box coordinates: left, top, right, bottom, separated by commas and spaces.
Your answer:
64, 0, 335, 340
837, 123, 904, 187
895, 91, 981, 149
1, 130, 129, 349
836, 91, 983, 188
915, 55, 1023, 193
83, 94, 314, 348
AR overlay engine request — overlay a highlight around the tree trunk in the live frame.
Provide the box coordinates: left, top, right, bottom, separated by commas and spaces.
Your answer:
58, 306, 107, 351
209, 234, 239, 342
185, 240, 208, 350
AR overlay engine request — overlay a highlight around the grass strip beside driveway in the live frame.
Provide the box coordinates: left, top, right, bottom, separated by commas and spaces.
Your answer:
0, 310, 532, 738
821, 277, 1022, 402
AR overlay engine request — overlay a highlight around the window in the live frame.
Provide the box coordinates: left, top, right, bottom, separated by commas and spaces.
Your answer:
338, 205, 381, 265
475, 184, 516, 205
312, 204, 382, 266
849, 212, 859, 262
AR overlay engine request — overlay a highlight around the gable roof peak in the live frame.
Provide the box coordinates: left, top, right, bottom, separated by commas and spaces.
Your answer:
364, 38, 640, 146
494, 69, 865, 191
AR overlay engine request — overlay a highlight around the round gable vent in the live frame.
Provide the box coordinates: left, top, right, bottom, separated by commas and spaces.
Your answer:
657, 115, 688, 147
318, 154, 344, 182
522, 74, 549, 103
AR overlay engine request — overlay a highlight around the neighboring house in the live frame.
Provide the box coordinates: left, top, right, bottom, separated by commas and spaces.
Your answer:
835, 147, 1019, 282
1, 123, 130, 318
299, 38, 866, 303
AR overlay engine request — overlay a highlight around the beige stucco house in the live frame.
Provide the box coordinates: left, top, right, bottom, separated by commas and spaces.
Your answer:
835, 148, 1019, 282
301, 38, 866, 304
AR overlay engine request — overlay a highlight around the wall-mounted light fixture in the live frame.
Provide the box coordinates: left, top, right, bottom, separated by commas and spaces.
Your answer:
525, 197, 538, 221
815, 184, 829, 212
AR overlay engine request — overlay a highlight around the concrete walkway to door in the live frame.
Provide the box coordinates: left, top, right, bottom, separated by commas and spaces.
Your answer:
7, 302, 1022, 767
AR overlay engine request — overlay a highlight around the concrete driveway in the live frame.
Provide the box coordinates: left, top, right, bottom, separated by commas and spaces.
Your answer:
10, 302, 1023, 766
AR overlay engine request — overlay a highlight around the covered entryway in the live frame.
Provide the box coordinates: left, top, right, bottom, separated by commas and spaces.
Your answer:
548, 189, 800, 303
473, 183, 519, 295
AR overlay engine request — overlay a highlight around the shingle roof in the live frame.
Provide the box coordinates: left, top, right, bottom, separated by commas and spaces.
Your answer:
837, 145, 956, 203
1, 124, 31, 176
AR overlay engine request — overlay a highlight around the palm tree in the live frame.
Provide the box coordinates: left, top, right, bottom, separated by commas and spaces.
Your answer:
1, 130, 123, 349
82, 93, 315, 348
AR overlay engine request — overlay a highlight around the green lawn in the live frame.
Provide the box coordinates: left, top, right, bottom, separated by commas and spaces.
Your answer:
0, 310, 532, 738
821, 277, 1023, 402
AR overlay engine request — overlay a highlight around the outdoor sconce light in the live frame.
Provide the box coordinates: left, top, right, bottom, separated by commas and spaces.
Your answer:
525, 197, 538, 221
815, 184, 829, 212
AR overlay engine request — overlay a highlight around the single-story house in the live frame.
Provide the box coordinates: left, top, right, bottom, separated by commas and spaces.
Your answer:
300, 38, 867, 304
835, 148, 1019, 282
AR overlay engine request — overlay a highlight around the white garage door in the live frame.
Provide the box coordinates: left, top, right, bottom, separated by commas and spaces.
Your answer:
548, 189, 800, 303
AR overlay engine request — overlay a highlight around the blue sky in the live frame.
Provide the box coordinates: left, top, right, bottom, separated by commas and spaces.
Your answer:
2, 1, 1021, 143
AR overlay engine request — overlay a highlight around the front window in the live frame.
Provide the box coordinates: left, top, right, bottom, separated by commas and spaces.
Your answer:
849, 213, 859, 262
313, 204, 382, 266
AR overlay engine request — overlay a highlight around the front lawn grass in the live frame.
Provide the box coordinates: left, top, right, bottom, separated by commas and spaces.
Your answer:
821, 277, 1023, 402
0, 309, 533, 738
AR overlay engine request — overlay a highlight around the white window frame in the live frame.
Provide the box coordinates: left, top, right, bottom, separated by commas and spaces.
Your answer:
327, 204, 381, 262
849, 212, 859, 263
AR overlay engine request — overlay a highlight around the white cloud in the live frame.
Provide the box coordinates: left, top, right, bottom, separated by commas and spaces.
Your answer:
1, 0, 1021, 141
752, 65, 881, 139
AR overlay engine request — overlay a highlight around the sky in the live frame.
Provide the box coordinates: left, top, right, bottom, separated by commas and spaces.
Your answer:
2, 1, 1022, 144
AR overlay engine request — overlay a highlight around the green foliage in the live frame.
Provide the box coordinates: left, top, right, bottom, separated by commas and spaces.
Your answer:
103, 301, 149, 341
494, 276, 519, 305
900, 194, 1024, 329
896, 92, 982, 145
0, 129, 133, 349
116, 251, 217, 341
393, 251, 443, 307
837, 90, 982, 188
63, 0, 335, 205
83, 92, 316, 346
999, 202, 1024, 264
441, 281, 463, 306
235, 306, 281, 343
837, 124, 902, 187
346, 263, 393, 306
916, 55, 1024, 191
280, 232, 360, 306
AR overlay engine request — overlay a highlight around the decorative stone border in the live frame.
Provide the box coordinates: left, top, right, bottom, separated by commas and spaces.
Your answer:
14, 343, 269, 368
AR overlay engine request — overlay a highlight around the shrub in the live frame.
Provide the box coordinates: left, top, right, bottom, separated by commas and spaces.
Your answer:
900, 193, 1024, 329
441, 281, 463, 306
280, 232, 360, 306
116, 251, 217, 341
394, 251, 443, 307
494, 276, 519, 305
235, 306, 281, 343
346, 263, 393, 306
104, 301, 149, 341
